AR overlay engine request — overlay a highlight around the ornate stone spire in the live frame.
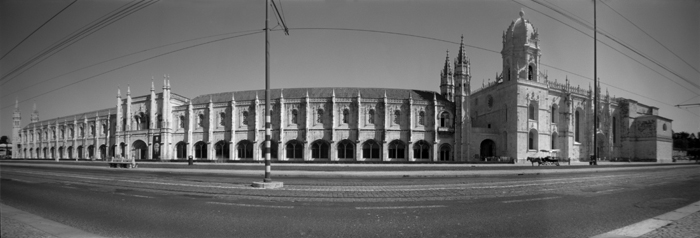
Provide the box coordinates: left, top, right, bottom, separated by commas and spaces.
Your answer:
457, 35, 467, 65
117, 87, 121, 98
127, 85, 131, 96
151, 77, 155, 91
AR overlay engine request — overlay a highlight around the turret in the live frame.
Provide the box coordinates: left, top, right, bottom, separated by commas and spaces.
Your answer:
440, 50, 454, 102
454, 35, 470, 97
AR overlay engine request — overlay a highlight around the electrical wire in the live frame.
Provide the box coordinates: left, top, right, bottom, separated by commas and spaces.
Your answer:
0, 0, 77, 61
1, 31, 263, 111
0, 29, 261, 100
1, 0, 158, 84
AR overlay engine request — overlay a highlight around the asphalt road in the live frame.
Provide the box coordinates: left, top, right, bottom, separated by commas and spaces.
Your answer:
1, 165, 699, 237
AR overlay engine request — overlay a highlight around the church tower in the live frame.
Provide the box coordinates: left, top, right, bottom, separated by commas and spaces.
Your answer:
440, 51, 454, 102
12, 99, 21, 157
453, 35, 472, 161
501, 10, 541, 82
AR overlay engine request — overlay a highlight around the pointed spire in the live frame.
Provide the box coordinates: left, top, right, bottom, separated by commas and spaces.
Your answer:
33, 103, 37, 112
332, 88, 336, 97
383, 90, 387, 98
357, 89, 361, 97
127, 85, 131, 96
231, 92, 236, 101
305, 90, 309, 98
457, 35, 467, 64
280, 89, 284, 99
442, 50, 452, 77
163, 75, 167, 89
117, 86, 121, 98
209, 95, 213, 103
151, 77, 155, 91
14, 98, 19, 111
255, 92, 259, 101
167, 79, 171, 89
520, 8, 525, 19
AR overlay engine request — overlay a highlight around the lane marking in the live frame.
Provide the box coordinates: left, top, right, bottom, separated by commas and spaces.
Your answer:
501, 196, 561, 203
207, 201, 294, 209
355, 205, 447, 210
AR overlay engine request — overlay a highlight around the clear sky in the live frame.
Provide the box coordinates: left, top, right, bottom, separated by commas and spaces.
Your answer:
1, 0, 698, 139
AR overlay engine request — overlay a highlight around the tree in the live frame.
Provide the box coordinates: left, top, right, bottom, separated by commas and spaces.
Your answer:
0, 135, 9, 145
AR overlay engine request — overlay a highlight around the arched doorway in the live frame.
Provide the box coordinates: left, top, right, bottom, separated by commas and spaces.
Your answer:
58, 146, 64, 159
439, 144, 451, 161
194, 141, 207, 159
100, 145, 107, 159
480, 139, 496, 159
119, 143, 126, 157
67, 146, 73, 159
77, 146, 83, 159
88, 145, 95, 159
215, 141, 230, 160
176, 142, 187, 159
237, 140, 253, 159
132, 140, 147, 160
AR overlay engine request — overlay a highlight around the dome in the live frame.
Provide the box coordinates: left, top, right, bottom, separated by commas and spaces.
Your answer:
504, 10, 537, 47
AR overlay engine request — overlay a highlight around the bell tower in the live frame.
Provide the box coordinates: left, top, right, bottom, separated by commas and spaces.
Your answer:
440, 50, 454, 102
453, 35, 472, 161
12, 99, 22, 157
501, 10, 541, 82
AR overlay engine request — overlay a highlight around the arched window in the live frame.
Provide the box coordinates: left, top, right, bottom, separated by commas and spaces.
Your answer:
219, 112, 226, 127
236, 140, 253, 159
394, 110, 401, 124
551, 104, 558, 123
439, 144, 451, 161
388, 140, 406, 159
311, 140, 329, 159
291, 109, 298, 124
529, 129, 537, 150
198, 114, 205, 128
575, 110, 581, 143
528, 65, 533, 81
176, 142, 187, 159
194, 141, 207, 159
413, 140, 430, 159
440, 112, 450, 127
242, 111, 249, 125
368, 109, 375, 124
418, 111, 425, 126
179, 115, 185, 129
317, 109, 324, 123
102, 123, 107, 135
259, 141, 278, 159
286, 140, 303, 159
90, 124, 95, 136
529, 103, 535, 120
362, 140, 380, 159
552, 132, 558, 149
342, 109, 349, 124
157, 114, 162, 128
337, 140, 354, 159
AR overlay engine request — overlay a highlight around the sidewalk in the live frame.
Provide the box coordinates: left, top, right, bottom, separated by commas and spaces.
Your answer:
0, 203, 103, 238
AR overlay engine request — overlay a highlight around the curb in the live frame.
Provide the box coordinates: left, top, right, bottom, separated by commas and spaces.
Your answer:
0, 203, 105, 238
591, 200, 700, 238
1, 162, 697, 177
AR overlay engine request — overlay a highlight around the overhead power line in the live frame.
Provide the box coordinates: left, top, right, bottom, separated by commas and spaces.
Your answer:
0, 29, 261, 100
0, 0, 158, 85
0, 0, 77, 61
514, 0, 700, 95
599, 0, 700, 75
1, 31, 263, 111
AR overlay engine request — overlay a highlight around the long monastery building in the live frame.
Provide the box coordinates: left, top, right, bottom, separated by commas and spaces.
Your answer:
11, 11, 673, 163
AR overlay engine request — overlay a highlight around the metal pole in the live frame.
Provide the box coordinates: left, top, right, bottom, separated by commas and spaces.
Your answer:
593, 0, 598, 165
264, 0, 272, 182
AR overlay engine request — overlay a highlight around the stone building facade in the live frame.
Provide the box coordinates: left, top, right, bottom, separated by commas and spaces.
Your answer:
11, 10, 673, 162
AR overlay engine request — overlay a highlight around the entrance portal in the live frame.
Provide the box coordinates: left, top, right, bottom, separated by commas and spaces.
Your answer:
480, 139, 496, 159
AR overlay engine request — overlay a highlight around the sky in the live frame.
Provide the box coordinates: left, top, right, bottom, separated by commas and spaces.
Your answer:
1, 0, 699, 139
